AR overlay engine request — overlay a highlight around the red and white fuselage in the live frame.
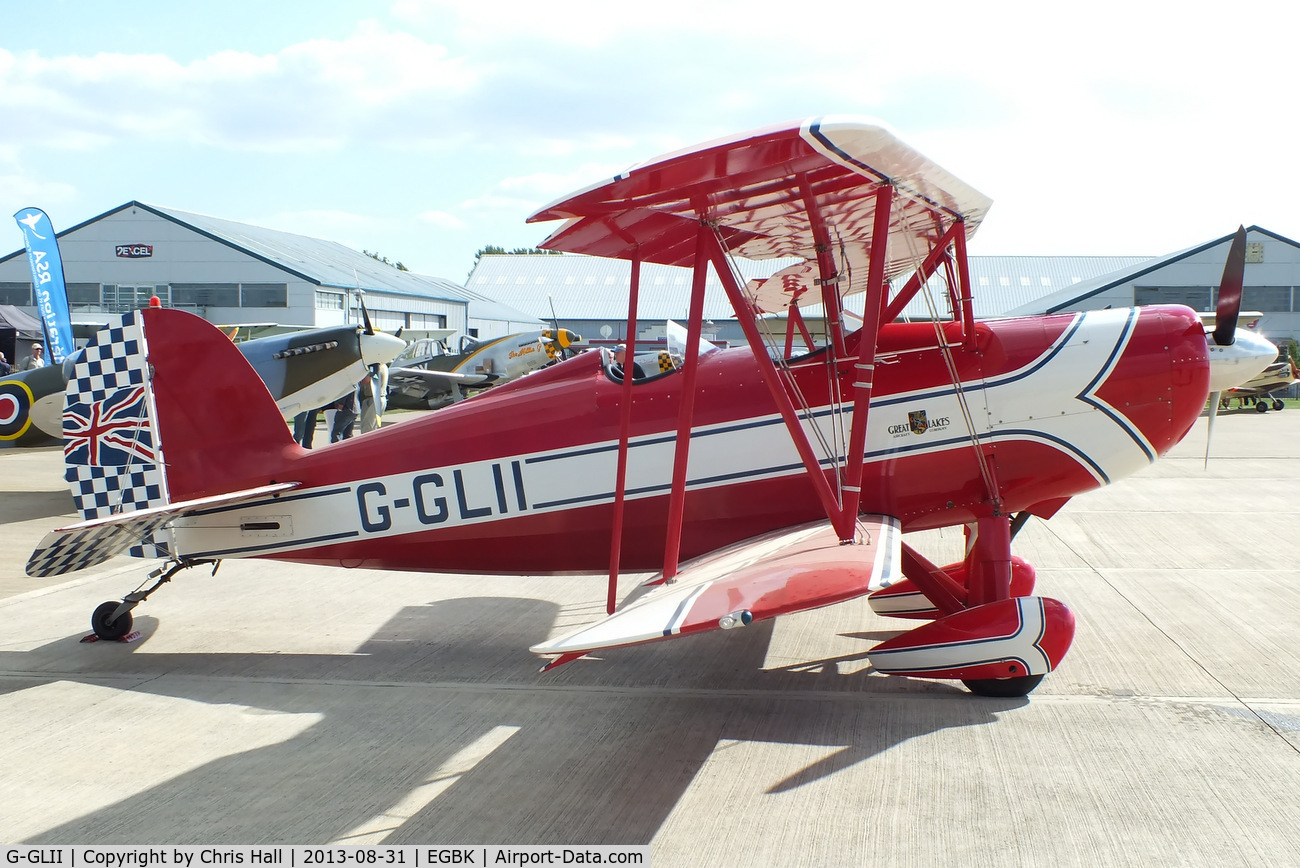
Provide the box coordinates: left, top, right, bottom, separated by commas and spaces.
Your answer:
145, 303, 1208, 575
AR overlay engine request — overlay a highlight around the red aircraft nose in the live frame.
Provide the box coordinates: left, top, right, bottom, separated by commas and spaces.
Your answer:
1094, 304, 1210, 457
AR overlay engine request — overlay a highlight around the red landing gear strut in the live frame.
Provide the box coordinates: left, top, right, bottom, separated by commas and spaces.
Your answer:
865, 514, 1076, 697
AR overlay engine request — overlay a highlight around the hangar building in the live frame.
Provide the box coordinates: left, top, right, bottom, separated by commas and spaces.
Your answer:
467, 252, 1152, 346
468, 227, 1300, 354
1005, 227, 1300, 338
0, 202, 538, 341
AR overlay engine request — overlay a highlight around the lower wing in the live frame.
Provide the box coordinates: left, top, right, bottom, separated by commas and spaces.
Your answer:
531, 515, 901, 666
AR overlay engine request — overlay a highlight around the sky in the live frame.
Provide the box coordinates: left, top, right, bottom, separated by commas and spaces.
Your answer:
4, 0, 1299, 283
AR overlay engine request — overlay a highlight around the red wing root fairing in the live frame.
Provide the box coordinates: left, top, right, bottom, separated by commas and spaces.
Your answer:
29, 117, 1212, 697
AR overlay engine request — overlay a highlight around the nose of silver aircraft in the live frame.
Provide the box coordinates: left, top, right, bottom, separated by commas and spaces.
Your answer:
1205, 328, 1277, 393
360, 330, 408, 367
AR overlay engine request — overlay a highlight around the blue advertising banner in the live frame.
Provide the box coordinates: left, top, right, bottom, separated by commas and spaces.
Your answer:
13, 207, 76, 365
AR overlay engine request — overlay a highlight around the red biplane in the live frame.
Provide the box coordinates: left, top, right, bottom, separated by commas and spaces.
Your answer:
29, 117, 1223, 697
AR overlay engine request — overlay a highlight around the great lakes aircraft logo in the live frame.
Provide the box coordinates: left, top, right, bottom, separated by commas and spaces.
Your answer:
888, 409, 951, 438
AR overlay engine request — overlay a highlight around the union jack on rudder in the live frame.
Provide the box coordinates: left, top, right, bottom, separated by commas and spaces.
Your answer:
64, 383, 155, 467
62, 313, 170, 526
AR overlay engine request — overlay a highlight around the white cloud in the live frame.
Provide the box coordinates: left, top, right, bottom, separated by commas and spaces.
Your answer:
0, 172, 78, 210
392, 0, 727, 46
7, 0, 1300, 274
495, 163, 622, 197
416, 210, 464, 229
515, 133, 638, 159
455, 193, 539, 215
0, 25, 481, 155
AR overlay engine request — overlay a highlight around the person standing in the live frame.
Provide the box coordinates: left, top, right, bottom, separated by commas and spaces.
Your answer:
293, 410, 314, 448
0, 351, 11, 375
330, 382, 360, 442
293, 404, 330, 449
358, 363, 388, 434
21, 343, 45, 370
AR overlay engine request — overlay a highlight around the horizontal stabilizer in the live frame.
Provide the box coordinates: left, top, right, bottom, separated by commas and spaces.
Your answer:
531, 516, 901, 659
26, 482, 298, 577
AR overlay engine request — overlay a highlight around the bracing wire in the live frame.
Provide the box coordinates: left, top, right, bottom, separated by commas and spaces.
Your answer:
826, 228, 855, 499
897, 214, 1001, 510
714, 228, 847, 484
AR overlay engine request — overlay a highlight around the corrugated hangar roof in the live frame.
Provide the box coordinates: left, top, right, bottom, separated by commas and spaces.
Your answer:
1, 202, 536, 325
468, 252, 1151, 321
138, 203, 537, 323
468, 253, 796, 321
905, 255, 1150, 318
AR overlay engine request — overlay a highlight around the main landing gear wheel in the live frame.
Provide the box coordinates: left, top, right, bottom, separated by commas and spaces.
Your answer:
1255, 400, 1269, 413
962, 674, 1045, 698
91, 601, 133, 641
1272, 399, 1285, 411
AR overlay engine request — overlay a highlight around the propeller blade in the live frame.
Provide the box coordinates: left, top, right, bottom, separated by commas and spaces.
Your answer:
358, 291, 374, 332
1204, 391, 1221, 469
547, 294, 567, 359
1212, 226, 1248, 347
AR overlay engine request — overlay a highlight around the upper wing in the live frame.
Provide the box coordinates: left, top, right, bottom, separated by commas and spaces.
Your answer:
526, 116, 991, 301
531, 515, 901, 662
26, 482, 299, 577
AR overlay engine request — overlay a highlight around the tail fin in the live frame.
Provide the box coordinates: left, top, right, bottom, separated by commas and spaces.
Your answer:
64, 309, 296, 532
140, 306, 295, 500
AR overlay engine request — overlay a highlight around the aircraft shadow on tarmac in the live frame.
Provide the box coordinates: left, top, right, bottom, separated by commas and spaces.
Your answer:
11, 595, 1022, 845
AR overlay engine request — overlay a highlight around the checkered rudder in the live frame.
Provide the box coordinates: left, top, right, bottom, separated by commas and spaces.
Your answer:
63, 313, 169, 526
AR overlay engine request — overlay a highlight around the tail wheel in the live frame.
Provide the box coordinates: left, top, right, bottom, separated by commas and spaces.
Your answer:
91, 601, 133, 641
962, 674, 1045, 697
